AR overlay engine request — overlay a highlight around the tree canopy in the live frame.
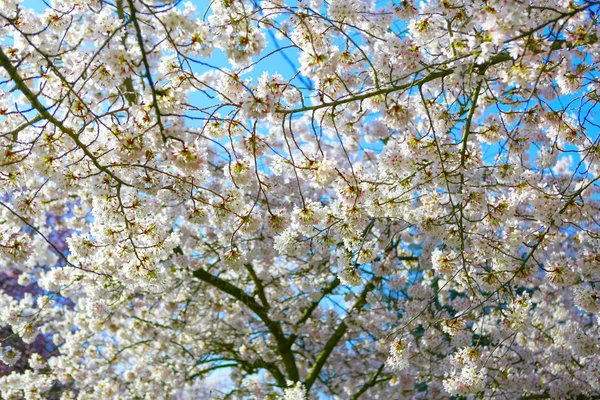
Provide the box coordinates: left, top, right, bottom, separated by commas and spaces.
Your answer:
0, 0, 600, 398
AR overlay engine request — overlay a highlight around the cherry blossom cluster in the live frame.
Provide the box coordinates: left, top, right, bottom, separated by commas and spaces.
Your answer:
0, 0, 599, 398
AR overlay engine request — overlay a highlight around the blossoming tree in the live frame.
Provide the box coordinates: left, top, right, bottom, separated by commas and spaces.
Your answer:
0, 0, 599, 398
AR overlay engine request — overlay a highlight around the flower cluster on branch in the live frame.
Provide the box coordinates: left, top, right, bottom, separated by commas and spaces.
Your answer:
0, 0, 599, 398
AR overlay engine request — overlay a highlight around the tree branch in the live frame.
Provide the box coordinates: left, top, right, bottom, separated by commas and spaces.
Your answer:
193, 268, 299, 383
304, 278, 378, 390
294, 277, 340, 329
278, 39, 575, 116
0, 47, 129, 187
115, 0, 138, 105
244, 263, 270, 310
350, 363, 387, 400
126, 0, 167, 142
